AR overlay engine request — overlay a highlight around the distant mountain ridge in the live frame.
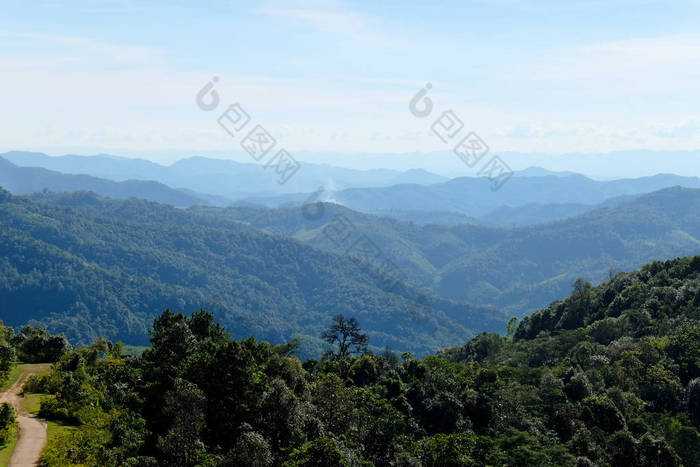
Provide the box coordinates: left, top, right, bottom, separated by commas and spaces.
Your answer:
244, 172, 700, 218
288, 148, 700, 179
1, 151, 448, 198
0, 156, 206, 206
6, 150, 700, 227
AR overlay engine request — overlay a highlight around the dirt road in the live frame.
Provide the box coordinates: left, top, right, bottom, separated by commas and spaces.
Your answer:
0, 366, 50, 467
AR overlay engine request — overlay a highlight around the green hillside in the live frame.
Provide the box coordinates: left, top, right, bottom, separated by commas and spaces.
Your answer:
196, 187, 700, 317
20, 255, 700, 466
0, 188, 504, 355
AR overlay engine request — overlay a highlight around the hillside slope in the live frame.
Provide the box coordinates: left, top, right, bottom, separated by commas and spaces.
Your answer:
25, 255, 700, 466
0, 189, 504, 354
433, 254, 700, 466
194, 187, 700, 317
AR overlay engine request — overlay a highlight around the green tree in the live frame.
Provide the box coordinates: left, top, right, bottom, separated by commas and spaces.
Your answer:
687, 378, 700, 428
282, 437, 348, 467
321, 315, 368, 361
506, 317, 519, 338
156, 378, 208, 466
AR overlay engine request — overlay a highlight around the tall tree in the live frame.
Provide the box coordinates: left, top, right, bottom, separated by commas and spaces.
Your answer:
321, 315, 368, 361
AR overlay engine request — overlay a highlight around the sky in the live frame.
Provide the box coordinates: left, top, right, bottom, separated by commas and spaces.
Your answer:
1, 0, 700, 172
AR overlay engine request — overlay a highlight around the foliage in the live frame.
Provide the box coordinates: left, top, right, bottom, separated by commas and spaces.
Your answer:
193, 187, 700, 318
321, 314, 369, 361
0, 403, 15, 445
16, 253, 700, 465
0, 188, 504, 355
11, 326, 71, 363
0, 324, 15, 386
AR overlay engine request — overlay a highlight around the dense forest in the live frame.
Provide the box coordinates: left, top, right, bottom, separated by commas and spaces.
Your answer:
0, 188, 503, 356
2, 255, 700, 465
6, 184, 700, 356
193, 186, 700, 315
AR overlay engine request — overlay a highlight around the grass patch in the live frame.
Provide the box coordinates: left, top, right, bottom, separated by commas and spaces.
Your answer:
39, 420, 79, 465
0, 426, 18, 467
20, 393, 43, 415
0, 365, 22, 392
47, 420, 76, 441
20, 363, 52, 379
122, 345, 148, 357
2, 363, 53, 392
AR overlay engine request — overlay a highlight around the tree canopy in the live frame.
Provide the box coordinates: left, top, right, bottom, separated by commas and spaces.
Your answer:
13, 255, 700, 466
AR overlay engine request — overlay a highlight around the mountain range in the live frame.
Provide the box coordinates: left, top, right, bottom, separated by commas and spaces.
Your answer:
7, 151, 700, 228
0, 188, 504, 355
0, 156, 207, 206
245, 173, 700, 219
3, 150, 700, 354
1, 151, 447, 198
194, 186, 700, 317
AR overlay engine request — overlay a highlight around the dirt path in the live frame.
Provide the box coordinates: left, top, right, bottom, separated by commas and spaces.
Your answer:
0, 366, 50, 467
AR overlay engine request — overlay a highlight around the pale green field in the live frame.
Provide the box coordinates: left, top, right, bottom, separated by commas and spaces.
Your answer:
2, 363, 52, 392
123, 344, 149, 357
0, 365, 23, 392
20, 393, 42, 415
46, 421, 76, 442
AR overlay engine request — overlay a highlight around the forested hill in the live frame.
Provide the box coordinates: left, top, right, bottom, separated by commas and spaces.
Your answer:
19, 255, 700, 466
0, 188, 504, 354
432, 255, 700, 465
192, 186, 700, 317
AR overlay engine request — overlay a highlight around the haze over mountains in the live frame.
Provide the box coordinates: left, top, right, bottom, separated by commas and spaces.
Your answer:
249, 173, 700, 219
71, 149, 698, 179
1, 151, 447, 198
5, 150, 700, 227
0, 156, 207, 206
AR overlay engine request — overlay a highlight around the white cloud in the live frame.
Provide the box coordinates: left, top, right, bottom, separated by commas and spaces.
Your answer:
655, 120, 700, 139
255, 3, 398, 47
0, 34, 429, 155
1, 26, 700, 162
523, 33, 700, 92
0, 32, 167, 72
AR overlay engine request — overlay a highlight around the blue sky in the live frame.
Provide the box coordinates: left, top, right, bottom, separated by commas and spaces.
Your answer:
1, 0, 700, 169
